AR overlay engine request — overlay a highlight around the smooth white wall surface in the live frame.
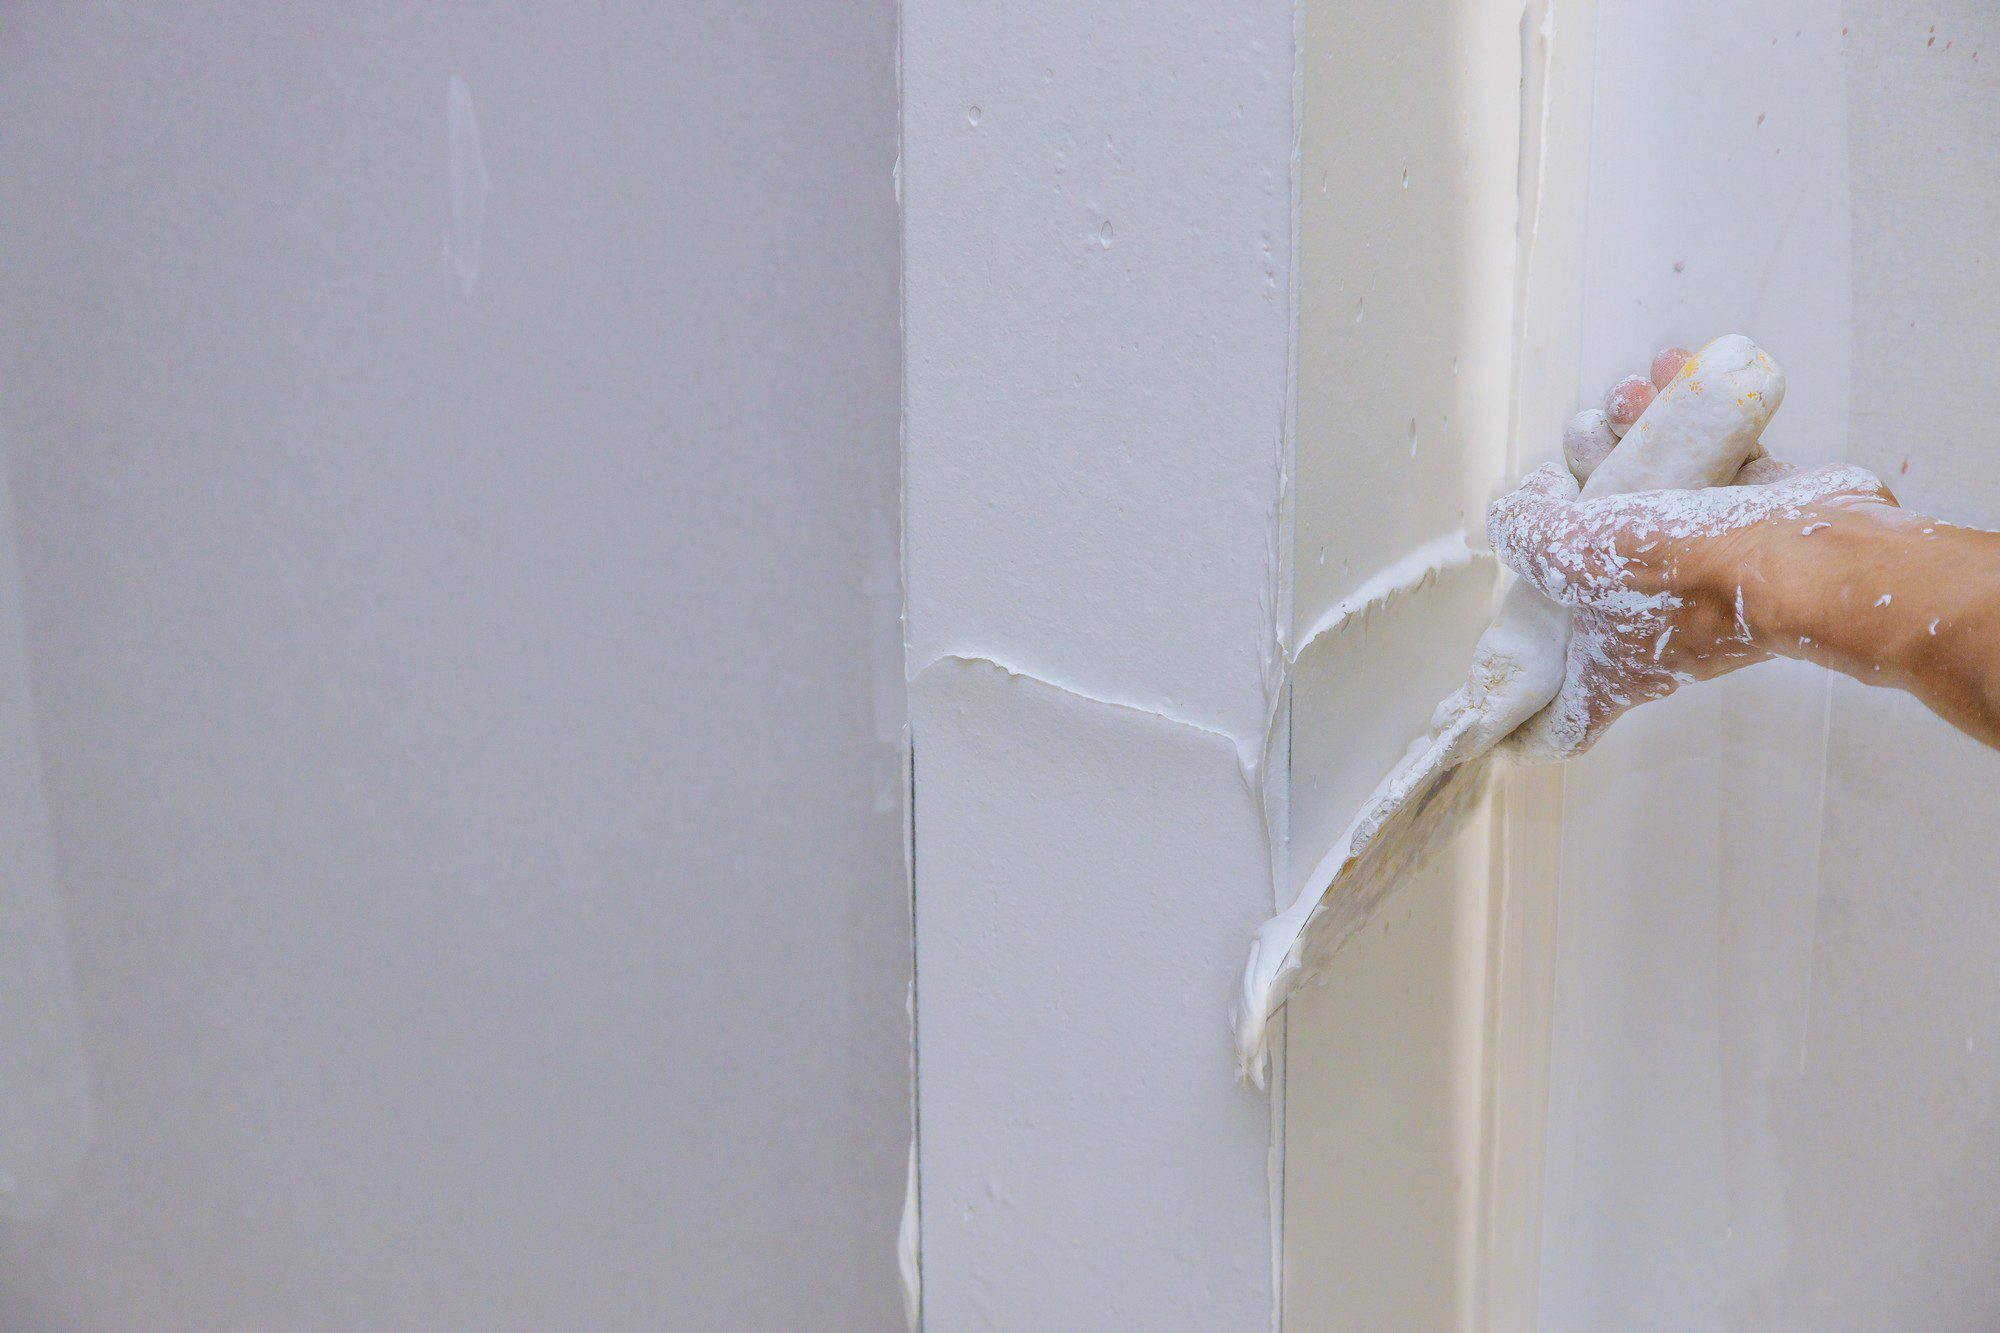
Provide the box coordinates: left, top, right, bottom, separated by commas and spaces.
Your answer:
0, 5, 906, 1328
903, 1, 1291, 1325
1543, 2, 2000, 1328
1730, 4, 2000, 1324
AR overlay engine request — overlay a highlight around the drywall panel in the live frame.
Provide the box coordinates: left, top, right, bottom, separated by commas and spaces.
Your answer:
1292, 2, 1515, 622
1283, 0, 1525, 1323
909, 659, 1276, 1327
902, 2, 1292, 1326
0, 5, 906, 1328
1531, 2, 1974, 1329
902, 2, 1293, 753
1725, 6, 2000, 1326
0, 454, 92, 1219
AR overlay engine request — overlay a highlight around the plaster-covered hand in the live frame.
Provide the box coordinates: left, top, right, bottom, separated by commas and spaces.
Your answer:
1559, 345, 1697, 480
1489, 454, 1897, 757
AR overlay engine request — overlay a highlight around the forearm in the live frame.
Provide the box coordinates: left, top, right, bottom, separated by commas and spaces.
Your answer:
1737, 504, 2000, 747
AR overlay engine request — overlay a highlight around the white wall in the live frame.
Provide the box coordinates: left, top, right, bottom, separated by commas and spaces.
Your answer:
0, 5, 907, 1328
902, 2, 1292, 1325
1733, 4, 2000, 1323
1541, 2, 2000, 1328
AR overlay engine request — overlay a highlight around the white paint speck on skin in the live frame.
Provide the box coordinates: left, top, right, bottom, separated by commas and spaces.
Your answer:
1801, 521, 1831, 535
1930, 619, 1941, 635
1875, 593, 1893, 607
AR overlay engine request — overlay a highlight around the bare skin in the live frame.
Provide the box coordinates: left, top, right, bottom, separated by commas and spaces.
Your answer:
1490, 353, 2000, 755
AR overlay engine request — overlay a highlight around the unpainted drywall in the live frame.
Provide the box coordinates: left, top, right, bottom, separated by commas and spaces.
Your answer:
0, 5, 906, 1328
902, 1, 1292, 1325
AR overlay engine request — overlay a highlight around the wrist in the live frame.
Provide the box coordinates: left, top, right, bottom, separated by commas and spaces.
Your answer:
1735, 503, 1977, 678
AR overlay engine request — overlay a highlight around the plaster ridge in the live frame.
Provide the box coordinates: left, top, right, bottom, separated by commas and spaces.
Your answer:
1290, 530, 1493, 662
909, 651, 1262, 789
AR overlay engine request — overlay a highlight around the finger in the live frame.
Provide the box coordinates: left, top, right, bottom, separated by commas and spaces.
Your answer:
1562, 408, 1617, 483
1487, 462, 1582, 599
1733, 455, 1799, 486
1604, 374, 1656, 437
1649, 346, 1693, 389
1504, 635, 1615, 762
1502, 662, 1594, 761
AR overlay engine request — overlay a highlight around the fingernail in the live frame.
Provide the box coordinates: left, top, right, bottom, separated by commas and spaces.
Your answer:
1605, 375, 1655, 436
1649, 347, 1693, 388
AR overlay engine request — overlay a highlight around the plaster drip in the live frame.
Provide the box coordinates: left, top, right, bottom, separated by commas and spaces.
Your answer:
911, 527, 1487, 808
444, 75, 490, 297
897, 1134, 920, 1330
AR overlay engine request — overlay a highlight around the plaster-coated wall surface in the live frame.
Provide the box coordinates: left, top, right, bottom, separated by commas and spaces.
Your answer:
903, 1, 1291, 1325
1541, 2, 2000, 1328
0, 5, 906, 1328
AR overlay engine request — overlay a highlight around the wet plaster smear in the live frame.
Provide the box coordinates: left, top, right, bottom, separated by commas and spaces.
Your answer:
903, 2, 1292, 1325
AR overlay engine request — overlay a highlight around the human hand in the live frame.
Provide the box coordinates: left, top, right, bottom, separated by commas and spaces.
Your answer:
1489, 363, 1898, 758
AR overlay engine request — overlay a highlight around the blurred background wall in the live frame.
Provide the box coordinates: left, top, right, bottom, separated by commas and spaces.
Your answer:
0, 4, 908, 1327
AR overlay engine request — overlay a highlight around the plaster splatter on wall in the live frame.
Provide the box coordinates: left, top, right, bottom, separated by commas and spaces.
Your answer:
445, 74, 491, 297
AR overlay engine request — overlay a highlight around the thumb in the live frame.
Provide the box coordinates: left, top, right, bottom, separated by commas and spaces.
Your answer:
1487, 462, 1583, 602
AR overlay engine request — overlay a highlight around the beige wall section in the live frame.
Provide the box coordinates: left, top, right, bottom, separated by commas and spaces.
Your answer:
1283, 0, 1531, 1325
